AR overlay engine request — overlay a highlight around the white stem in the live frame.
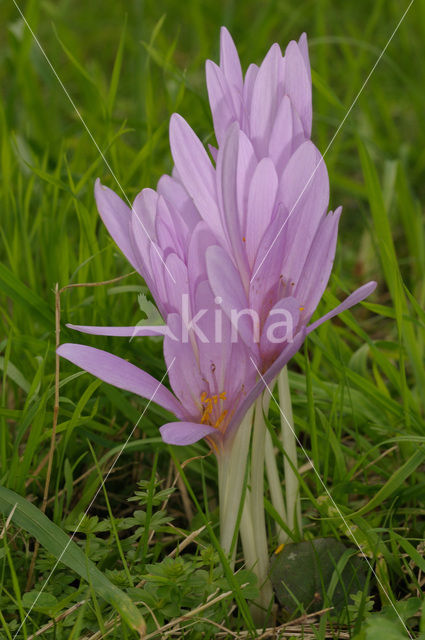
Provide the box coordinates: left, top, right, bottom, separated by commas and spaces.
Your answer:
264, 429, 288, 545
218, 404, 255, 562
240, 396, 273, 619
240, 497, 256, 568
263, 385, 288, 545
277, 366, 302, 535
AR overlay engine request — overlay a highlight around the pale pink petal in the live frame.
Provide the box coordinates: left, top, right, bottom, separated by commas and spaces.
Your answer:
226, 329, 307, 439
249, 44, 284, 156
187, 221, 220, 305
249, 204, 289, 320
285, 40, 312, 137
245, 157, 278, 268
164, 252, 189, 315
66, 324, 168, 337
236, 130, 257, 234
163, 313, 203, 418
169, 114, 223, 240
268, 97, 305, 175
279, 141, 329, 284
192, 278, 231, 393
130, 189, 160, 300
295, 207, 341, 319
57, 343, 184, 418
216, 123, 250, 284
160, 421, 217, 445
94, 179, 141, 273
307, 282, 377, 334
260, 297, 301, 364
157, 175, 201, 234
297, 33, 311, 84
206, 245, 259, 358
206, 60, 238, 146
220, 26, 243, 92
242, 63, 259, 131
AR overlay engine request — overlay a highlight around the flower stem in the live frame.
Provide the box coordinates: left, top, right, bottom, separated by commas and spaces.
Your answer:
240, 395, 273, 621
277, 366, 302, 535
264, 428, 288, 544
218, 404, 255, 562
262, 383, 288, 544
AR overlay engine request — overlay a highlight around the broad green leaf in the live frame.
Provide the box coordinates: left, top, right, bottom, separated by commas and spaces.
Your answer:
0, 486, 146, 636
270, 538, 367, 614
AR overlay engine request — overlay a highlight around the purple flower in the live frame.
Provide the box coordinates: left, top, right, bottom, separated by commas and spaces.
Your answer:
169, 28, 376, 374
58, 179, 261, 451
58, 28, 376, 451
206, 27, 312, 153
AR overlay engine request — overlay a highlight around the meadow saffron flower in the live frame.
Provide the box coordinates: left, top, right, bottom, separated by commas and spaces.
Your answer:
206, 27, 311, 154
58, 178, 259, 449
168, 28, 376, 377
57, 28, 378, 593
58, 178, 306, 451
59, 28, 376, 449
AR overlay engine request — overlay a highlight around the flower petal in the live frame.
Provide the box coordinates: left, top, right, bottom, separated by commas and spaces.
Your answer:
157, 175, 201, 236
206, 245, 259, 357
216, 123, 250, 284
226, 329, 306, 438
260, 296, 300, 364
57, 343, 183, 418
242, 63, 259, 128
279, 141, 329, 283
206, 60, 237, 146
169, 114, 224, 241
250, 43, 284, 156
297, 33, 311, 84
164, 252, 189, 315
236, 130, 257, 233
220, 26, 243, 93
294, 207, 341, 320
307, 281, 377, 334
94, 179, 141, 273
249, 203, 288, 319
268, 96, 305, 176
245, 157, 278, 268
160, 421, 217, 445
163, 313, 203, 418
285, 39, 312, 137
66, 324, 168, 337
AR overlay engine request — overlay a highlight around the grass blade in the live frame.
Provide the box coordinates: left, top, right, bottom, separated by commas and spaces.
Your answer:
0, 486, 146, 637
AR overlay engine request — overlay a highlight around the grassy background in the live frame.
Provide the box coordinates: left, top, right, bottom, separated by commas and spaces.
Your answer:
1, 0, 425, 637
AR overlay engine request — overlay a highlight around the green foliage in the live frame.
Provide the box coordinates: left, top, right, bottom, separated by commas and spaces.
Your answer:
1, 0, 425, 637
270, 538, 367, 615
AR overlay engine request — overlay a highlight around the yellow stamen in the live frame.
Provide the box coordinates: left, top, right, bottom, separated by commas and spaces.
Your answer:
214, 410, 228, 429
299, 306, 304, 311
200, 391, 228, 430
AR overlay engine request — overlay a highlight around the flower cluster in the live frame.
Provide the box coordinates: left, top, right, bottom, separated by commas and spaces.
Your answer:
58, 27, 375, 453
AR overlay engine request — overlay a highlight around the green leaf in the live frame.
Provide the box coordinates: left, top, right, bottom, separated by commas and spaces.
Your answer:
0, 357, 30, 393
137, 293, 163, 326
352, 447, 425, 517
107, 15, 127, 116
0, 263, 54, 330
0, 486, 146, 636
270, 538, 367, 614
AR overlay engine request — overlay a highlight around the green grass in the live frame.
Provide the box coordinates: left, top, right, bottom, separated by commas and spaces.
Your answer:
1, 0, 425, 637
